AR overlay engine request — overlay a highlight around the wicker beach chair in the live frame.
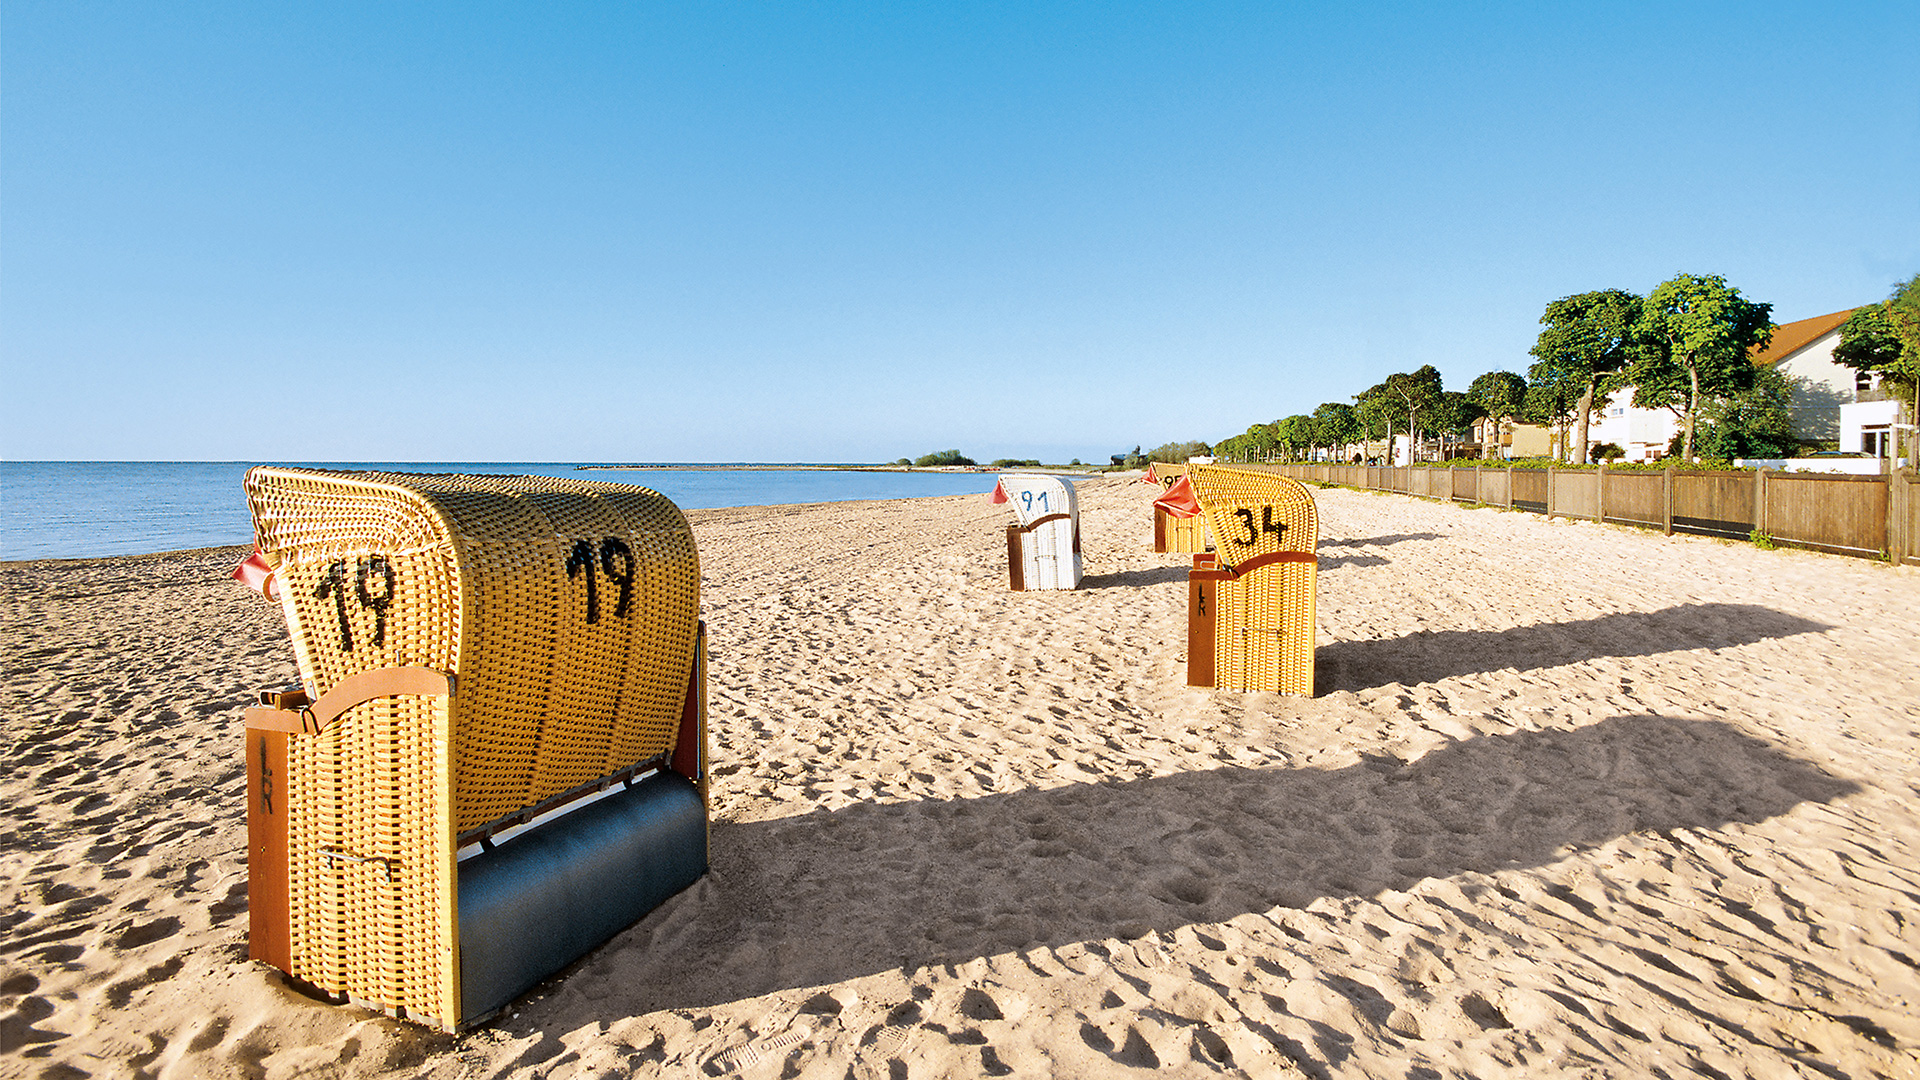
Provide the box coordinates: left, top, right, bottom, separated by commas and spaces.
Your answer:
992, 473, 1082, 590
1178, 465, 1318, 695
236, 468, 707, 1030
1149, 464, 1211, 554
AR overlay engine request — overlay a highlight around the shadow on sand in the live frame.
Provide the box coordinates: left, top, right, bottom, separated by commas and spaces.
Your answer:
1318, 532, 1441, 549
1079, 565, 1190, 590
1315, 603, 1830, 693
527, 713, 1855, 1024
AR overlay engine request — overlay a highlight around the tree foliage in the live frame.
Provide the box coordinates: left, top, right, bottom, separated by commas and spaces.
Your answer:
1467, 371, 1528, 458
1680, 366, 1796, 460
1528, 289, 1639, 464
1311, 402, 1360, 460
914, 449, 976, 467
1382, 365, 1445, 459
1625, 273, 1774, 461
1148, 440, 1212, 463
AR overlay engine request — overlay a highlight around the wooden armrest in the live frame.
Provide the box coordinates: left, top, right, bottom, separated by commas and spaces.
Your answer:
246, 667, 453, 735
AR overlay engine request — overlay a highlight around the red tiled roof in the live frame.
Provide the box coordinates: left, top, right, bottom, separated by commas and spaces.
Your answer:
1751, 308, 1858, 366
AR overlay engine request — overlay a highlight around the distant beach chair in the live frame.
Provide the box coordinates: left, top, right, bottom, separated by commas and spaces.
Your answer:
1176, 465, 1318, 695
235, 467, 707, 1030
992, 473, 1082, 590
1148, 463, 1211, 553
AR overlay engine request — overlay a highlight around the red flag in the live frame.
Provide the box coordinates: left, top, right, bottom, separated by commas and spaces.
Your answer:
232, 549, 279, 601
988, 480, 1009, 504
1152, 476, 1202, 519
1141, 463, 1159, 485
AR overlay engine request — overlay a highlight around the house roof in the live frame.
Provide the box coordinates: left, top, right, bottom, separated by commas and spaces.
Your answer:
1751, 308, 1857, 366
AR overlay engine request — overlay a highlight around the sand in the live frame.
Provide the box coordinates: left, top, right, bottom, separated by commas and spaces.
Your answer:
3, 475, 1917, 1078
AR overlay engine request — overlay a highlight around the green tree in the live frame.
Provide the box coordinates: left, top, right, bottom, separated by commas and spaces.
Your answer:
1467, 371, 1528, 459
1148, 440, 1212, 463
1834, 273, 1920, 463
1428, 391, 1485, 460
1382, 365, 1444, 461
1687, 366, 1796, 460
1528, 289, 1640, 466
1625, 273, 1774, 461
1311, 402, 1360, 462
914, 449, 975, 467
1275, 415, 1315, 461
1353, 388, 1398, 463
1522, 378, 1580, 461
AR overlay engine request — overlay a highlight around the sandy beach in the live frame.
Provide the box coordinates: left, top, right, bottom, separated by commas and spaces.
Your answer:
3, 474, 1917, 1078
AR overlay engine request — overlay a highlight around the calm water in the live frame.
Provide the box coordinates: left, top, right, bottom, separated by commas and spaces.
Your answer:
0, 462, 1004, 561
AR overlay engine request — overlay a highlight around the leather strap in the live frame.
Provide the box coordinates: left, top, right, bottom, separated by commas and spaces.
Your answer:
246, 666, 453, 735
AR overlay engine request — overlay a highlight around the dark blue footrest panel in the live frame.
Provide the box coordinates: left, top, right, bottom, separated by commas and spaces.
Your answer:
457, 770, 707, 1023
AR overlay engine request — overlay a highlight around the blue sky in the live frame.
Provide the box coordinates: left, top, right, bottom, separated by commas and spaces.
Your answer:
4, 2, 1915, 464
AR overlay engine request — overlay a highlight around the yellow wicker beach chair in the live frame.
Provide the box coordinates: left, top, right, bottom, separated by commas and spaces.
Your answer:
237, 468, 707, 1030
1148, 464, 1210, 553
1181, 466, 1317, 695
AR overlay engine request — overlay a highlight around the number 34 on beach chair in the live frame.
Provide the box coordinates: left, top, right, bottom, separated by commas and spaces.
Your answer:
1160, 466, 1318, 695
990, 473, 1082, 590
233, 468, 709, 1030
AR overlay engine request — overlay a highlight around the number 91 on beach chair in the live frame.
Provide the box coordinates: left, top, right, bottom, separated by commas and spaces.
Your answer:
232, 468, 708, 1030
990, 473, 1082, 590
1173, 466, 1318, 695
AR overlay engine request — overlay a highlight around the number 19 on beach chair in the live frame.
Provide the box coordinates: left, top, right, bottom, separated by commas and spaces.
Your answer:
1175, 466, 1318, 695
991, 473, 1082, 590
234, 468, 708, 1030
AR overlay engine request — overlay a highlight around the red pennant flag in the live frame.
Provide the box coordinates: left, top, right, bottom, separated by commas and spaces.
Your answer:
232, 549, 279, 601
1140, 464, 1159, 485
988, 480, 1009, 504
1152, 476, 1202, 519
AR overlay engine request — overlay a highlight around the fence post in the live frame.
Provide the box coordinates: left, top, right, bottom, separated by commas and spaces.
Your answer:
1597, 462, 1607, 524
1755, 468, 1769, 538
1546, 466, 1556, 520
1663, 464, 1674, 536
1506, 465, 1514, 510
1890, 469, 1909, 563
1475, 464, 1483, 505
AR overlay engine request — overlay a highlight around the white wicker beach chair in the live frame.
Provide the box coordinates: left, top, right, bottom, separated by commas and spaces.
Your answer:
993, 473, 1082, 590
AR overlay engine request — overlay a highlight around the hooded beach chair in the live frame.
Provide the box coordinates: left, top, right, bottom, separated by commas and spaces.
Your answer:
1149, 464, 1211, 554
991, 473, 1082, 590
1172, 465, 1318, 695
235, 468, 707, 1030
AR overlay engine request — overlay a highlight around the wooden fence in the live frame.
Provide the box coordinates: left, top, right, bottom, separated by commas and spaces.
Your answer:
1240, 463, 1920, 566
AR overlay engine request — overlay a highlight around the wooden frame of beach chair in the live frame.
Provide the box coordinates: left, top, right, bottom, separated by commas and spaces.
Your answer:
1148, 464, 1210, 553
993, 473, 1082, 590
1181, 466, 1317, 695
237, 468, 708, 1031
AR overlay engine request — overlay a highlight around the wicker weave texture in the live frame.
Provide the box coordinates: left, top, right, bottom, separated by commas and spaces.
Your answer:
1156, 512, 1211, 553
243, 467, 701, 1025
1186, 466, 1317, 695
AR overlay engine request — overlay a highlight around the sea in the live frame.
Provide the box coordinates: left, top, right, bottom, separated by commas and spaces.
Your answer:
0, 462, 1007, 562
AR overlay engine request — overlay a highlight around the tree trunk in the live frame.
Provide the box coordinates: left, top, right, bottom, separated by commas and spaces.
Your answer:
1683, 363, 1700, 461
1575, 381, 1595, 465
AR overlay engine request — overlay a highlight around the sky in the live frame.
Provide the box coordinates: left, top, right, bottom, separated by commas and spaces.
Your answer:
4, 2, 1916, 464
